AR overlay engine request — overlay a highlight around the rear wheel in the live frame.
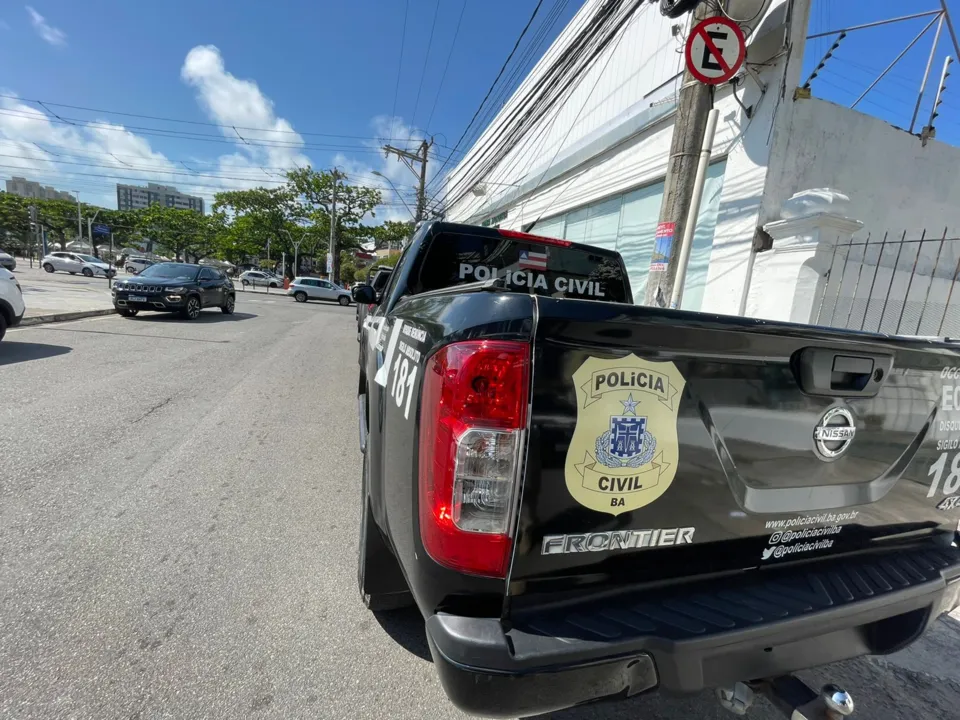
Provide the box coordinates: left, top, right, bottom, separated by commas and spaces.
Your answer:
338, 295, 350, 306
82, 267, 93, 277
221, 294, 235, 315
118, 308, 138, 318
358, 446, 413, 611
294, 291, 308, 303
181, 295, 202, 320
0, 313, 7, 341
42, 263, 54, 273
126, 266, 136, 273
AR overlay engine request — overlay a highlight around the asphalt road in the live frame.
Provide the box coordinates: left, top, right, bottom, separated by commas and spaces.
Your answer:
2, 297, 960, 719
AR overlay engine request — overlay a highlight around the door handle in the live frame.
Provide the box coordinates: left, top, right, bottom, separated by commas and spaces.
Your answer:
794, 348, 893, 397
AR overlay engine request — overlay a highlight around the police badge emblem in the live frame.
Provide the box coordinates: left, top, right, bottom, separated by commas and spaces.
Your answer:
564, 354, 686, 516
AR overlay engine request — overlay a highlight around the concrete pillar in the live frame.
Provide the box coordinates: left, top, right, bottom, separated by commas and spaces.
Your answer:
745, 189, 864, 324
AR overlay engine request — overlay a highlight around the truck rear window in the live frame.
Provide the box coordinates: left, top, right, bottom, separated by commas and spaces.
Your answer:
410, 229, 630, 303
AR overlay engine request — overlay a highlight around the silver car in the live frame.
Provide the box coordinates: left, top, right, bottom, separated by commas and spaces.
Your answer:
287, 277, 352, 306
42, 252, 116, 278
239, 270, 281, 288
0, 249, 15, 271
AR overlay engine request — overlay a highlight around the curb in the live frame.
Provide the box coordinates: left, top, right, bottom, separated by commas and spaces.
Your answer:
19, 309, 117, 327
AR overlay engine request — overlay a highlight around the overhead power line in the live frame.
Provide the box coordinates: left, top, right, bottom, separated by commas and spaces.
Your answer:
425, 0, 468, 132
391, 0, 411, 122
430, 0, 548, 185
434, 0, 646, 213
0, 107, 455, 163
0, 92, 455, 148
412, 0, 442, 127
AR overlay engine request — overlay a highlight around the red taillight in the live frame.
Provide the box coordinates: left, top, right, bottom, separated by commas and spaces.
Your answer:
367, 303, 375, 311
418, 340, 530, 578
498, 227, 572, 247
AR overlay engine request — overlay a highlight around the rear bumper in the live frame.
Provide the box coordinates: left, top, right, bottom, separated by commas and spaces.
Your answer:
426, 545, 960, 717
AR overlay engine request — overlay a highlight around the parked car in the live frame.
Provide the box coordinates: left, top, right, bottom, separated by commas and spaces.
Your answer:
354, 220, 960, 717
287, 277, 351, 306
41, 252, 116, 278
0, 266, 24, 340
124, 256, 155, 274
112, 262, 235, 320
0, 249, 16, 271
239, 270, 281, 288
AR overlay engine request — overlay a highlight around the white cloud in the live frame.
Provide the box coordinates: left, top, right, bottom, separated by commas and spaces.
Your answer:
0, 92, 183, 207
25, 6, 66, 47
181, 45, 310, 181
331, 115, 438, 224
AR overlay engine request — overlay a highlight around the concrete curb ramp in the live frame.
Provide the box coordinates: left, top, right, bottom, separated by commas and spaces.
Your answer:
19, 309, 116, 327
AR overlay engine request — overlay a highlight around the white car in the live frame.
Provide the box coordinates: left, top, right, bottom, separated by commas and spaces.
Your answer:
41, 252, 116, 278
124, 256, 155, 274
287, 277, 352, 306
0, 267, 25, 340
239, 270, 281, 288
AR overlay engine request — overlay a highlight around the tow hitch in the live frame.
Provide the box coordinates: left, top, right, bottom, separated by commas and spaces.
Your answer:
717, 676, 854, 718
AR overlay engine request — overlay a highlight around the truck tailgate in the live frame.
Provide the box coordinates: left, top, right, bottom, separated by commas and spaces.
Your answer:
508, 297, 960, 598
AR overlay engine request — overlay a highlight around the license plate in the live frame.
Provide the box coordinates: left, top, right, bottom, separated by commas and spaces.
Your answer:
129, 295, 147, 302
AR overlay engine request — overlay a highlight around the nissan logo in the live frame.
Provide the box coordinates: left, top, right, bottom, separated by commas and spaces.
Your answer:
814, 407, 856, 460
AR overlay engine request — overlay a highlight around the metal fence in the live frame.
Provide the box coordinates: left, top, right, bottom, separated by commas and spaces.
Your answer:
814, 229, 960, 337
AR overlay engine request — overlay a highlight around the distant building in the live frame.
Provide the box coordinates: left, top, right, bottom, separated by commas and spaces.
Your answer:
5, 176, 74, 202
116, 183, 204, 214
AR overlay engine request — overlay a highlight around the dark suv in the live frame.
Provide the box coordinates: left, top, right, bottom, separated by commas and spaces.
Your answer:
112, 262, 236, 320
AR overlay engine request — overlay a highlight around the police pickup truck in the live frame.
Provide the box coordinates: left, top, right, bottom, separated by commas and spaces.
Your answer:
352, 220, 960, 718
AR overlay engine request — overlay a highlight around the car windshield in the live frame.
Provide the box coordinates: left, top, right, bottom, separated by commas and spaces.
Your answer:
77, 254, 102, 263
139, 263, 199, 281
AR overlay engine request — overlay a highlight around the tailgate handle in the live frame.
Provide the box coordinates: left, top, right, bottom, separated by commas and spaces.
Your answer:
796, 348, 893, 397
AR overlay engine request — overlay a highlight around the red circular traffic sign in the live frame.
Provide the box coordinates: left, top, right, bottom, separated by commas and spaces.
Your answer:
685, 16, 746, 86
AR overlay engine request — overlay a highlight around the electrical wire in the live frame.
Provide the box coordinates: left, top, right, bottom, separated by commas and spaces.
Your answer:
391, 0, 411, 122
439, 0, 641, 206
434, 0, 646, 213
412, 0, 442, 127
425, 0, 468, 132
0, 93, 454, 148
0, 107, 455, 163
429, 0, 548, 187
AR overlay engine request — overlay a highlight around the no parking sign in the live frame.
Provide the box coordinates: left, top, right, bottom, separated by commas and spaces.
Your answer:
685, 16, 746, 85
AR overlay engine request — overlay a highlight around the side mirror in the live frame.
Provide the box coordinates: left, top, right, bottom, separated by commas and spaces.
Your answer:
352, 284, 377, 304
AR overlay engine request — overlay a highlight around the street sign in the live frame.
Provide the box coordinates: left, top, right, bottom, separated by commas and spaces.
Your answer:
93, 223, 110, 236
685, 16, 746, 86
326, 253, 333, 274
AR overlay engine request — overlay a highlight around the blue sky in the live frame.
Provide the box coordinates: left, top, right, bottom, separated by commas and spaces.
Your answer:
803, 0, 960, 145
0, 0, 580, 217
0, 1, 957, 217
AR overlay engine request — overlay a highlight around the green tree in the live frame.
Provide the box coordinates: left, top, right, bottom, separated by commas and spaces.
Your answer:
286, 168, 382, 282
36, 198, 83, 248
0, 193, 29, 252
372, 220, 414, 250
213, 186, 301, 265
135, 204, 208, 261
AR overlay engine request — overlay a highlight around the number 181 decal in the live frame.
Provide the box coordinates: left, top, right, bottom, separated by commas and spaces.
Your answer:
928, 451, 960, 499
390, 355, 418, 420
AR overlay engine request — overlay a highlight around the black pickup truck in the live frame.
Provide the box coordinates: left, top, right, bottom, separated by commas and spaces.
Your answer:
352, 220, 960, 718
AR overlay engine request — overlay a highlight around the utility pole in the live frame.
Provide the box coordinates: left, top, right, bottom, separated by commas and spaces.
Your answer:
383, 139, 432, 221
74, 191, 82, 247
644, 1, 715, 307
329, 169, 342, 284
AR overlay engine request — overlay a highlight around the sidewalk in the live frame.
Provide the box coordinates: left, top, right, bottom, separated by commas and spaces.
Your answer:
14, 264, 114, 319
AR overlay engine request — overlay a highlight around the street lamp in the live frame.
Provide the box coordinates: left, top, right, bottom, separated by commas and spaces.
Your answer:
470, 180, 521, 197
372, 170, 416, 221
281, 228, 304, 279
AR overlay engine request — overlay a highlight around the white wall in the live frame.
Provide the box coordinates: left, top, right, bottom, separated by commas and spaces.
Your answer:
766, 97, 960, 238
747, 98, 960, 335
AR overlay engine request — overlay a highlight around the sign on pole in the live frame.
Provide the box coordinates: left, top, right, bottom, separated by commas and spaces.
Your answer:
326, 253, 333, 275
685, 16, 746, 86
